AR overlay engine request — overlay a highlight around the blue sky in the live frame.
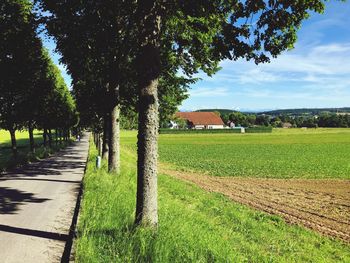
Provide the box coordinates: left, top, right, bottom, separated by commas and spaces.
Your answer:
42, 2, 350, 112
182, 2, 350, 111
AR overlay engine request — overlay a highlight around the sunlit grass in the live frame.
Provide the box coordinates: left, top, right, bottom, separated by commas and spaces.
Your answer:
0, 129, 42, 145
0, 129, 68, 171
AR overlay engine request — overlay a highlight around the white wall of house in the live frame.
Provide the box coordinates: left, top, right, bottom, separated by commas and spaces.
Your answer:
207, 125, 224, 129
193, 125, 224, 129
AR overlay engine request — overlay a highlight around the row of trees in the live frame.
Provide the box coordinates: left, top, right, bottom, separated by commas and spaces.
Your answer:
0, 0, 78, 157
35, 0, 335, 227
221, 112, 350, 128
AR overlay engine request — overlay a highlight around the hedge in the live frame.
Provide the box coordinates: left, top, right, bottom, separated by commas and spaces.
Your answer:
159, 127, 272, 134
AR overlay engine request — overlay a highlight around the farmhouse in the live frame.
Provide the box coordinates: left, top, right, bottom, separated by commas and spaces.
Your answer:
282, 122, 293, 128
175, 112, 224, 129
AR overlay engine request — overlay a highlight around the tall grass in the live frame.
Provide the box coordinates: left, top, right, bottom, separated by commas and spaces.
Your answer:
75, 141, 350, 262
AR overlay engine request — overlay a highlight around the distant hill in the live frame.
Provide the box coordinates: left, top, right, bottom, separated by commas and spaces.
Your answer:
196, 109, 236, 115
259, 107, 350, 116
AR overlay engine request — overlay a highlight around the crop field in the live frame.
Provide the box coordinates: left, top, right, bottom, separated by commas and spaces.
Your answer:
121, 128, 350, 242
163, 168, 350, 242
153, 128, 350, 179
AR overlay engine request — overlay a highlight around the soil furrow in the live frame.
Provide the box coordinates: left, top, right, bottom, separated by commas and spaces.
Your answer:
161, 167, 350, 243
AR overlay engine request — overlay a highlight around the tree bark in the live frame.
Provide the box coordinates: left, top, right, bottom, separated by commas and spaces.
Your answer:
98, 133, 103, 156
43, 128, 47, 147
55, 129, 58, 145
28, 121, 35, 153
9, 128, 17, 158
48, 129, 52, 148
93, 132, 97, 146
102, 114, 110, 160
108, 100, 120, 173
135, 6, 161, 227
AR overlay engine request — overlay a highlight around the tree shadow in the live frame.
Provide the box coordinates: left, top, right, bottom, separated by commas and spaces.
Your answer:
0, 135, 81, 172
0, 224, 68, 241
0, 178, 81, 184
0, 187, 50, 214
8, 160, 86, 176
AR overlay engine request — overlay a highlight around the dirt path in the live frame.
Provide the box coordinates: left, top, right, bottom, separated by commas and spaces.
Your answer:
161, 167, 350, 243
0, 134, 89, 263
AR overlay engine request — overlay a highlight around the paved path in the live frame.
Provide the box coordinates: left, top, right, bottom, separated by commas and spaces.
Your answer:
0, 134, 89, 263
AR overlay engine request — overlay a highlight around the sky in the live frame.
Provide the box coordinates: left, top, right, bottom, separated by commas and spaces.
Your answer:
42, 2, 350, 112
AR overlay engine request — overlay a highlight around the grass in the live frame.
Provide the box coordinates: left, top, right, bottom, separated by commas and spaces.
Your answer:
75, 136, 350, 262
0, 129, 68, 171
123, 128, 350, 179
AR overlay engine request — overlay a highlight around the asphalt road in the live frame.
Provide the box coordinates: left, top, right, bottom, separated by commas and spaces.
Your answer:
0, 134, 89, 263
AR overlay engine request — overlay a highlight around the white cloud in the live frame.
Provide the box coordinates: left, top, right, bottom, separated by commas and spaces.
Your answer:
188, 87, 230, 97
238, 68, 280, 84
215, 42, 350, 90
189, 42, 350, 106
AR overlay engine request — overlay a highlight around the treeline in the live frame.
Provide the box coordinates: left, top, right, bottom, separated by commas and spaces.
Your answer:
30, 0, 333, 228
0, 1, 78, 158
261, 107, 350, 116
220, 112, 350, 128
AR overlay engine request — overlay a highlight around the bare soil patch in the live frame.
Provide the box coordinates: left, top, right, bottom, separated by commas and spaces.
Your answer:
161, 167, 350, 243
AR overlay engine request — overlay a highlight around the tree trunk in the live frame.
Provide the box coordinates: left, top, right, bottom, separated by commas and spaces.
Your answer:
9, 129, 17, 158
135, 7, 161, 226
108, 100, 120, 173
43, 128, 47, 147
98, 133, 103, 156
48, 129, 52, 148
102, 114, 110, 160
55, 129, 58, 145
28, 122, 35, 153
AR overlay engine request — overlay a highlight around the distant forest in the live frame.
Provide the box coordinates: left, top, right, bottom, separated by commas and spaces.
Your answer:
196, 108, 350, 128
197, 107, 350, 116
260, 107, 350, 116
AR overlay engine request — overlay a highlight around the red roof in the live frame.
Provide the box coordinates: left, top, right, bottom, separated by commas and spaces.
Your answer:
175, 112, 224, 126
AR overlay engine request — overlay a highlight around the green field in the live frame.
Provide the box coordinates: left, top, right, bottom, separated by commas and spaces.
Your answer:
123, 128, 350, 179
0, 129, 66, 170
75, 131, 350, 262
0, 129, 43, 146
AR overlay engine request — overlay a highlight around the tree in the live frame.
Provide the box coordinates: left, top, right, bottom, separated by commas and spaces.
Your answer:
132, 0, 336, 227
36, 0, 338, 228
256, 115, 270, 126
0, 0, 46, 156
229, 112, 247, 127
37, 0, 141, 173
0, 0, 78, 157
174, 117, 187, 129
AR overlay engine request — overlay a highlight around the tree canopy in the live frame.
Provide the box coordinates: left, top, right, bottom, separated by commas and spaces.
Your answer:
0, 0, 77, 155
33, 0, 341, 227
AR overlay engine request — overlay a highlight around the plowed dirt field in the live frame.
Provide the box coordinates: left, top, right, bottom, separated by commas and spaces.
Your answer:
162, 168, 350, 243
